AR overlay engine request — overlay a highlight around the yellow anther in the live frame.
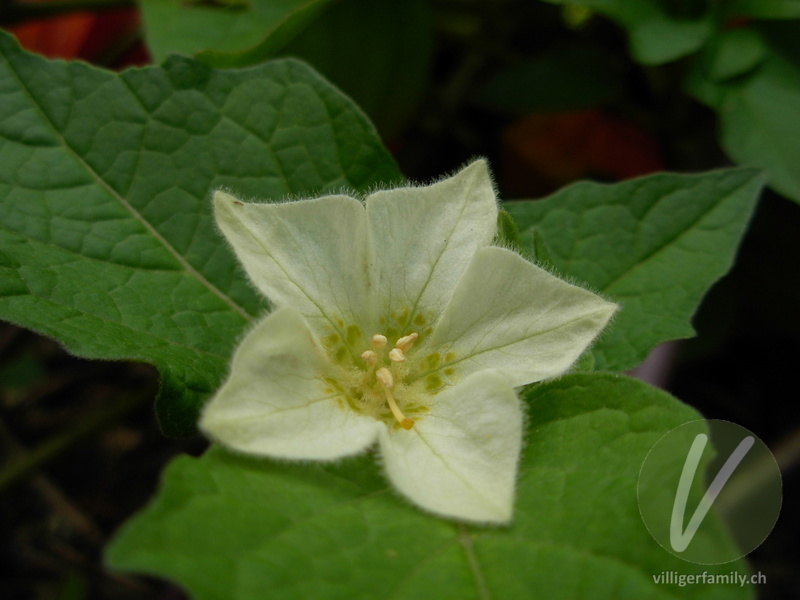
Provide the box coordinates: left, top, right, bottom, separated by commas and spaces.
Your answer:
376, 367, 413, 430
361, 350, 378, 365
376, 367, 394, 389
372, 334, 388, 349
388, 348, 405, 363
395, 332, 418, 352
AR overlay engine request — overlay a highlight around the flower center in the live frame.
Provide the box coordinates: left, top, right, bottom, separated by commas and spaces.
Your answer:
361, 332, 419, 430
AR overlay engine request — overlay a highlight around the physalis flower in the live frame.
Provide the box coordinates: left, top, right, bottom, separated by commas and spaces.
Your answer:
200, 160, 617, 524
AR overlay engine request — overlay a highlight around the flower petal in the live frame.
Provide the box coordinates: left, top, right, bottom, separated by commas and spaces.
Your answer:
200, 306, 380, 460
424, 246, 618, 386
365, 160, 497, 331
214, 190, 370, 340
378, 370, 522, 524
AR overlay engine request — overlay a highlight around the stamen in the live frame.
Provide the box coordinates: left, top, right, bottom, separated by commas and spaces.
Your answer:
361, 350, 378, 365
388, 348, 405, 363
372, 334, 388, 349
395, 332, 419, 352
375, 367, 393, 388
376, 367, 414, 430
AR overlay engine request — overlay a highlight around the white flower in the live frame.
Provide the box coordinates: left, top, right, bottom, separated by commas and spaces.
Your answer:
200, 160, 617, 524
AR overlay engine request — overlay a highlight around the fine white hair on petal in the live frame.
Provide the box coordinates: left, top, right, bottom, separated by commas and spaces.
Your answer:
212, 190, 373, 338
424, 246, 618, 387
200, 306, 381, 460
365, 159, 500, 325
378, 370, 523, 524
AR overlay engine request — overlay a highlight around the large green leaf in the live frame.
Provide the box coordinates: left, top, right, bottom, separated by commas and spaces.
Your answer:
139, 0, 433, 138
540, 0, 713, 64
688, 50, 800, 204
139, 0, 334, 67
107, 373, 750, 600
0, 31, 400, 436
504, 170, 763, 371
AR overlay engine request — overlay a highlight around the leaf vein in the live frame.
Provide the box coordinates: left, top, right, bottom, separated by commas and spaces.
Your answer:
2, 57, 254, 323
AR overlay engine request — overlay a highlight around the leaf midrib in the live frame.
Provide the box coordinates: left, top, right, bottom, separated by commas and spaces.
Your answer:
473, 534, 690, 600
579, 176, 755, 294
2, 52, 254, 324
1, 282, 232, 362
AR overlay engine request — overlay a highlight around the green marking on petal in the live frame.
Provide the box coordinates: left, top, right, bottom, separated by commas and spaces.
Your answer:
423, 352, 440, 370
343, 390, 363, 412
345, 324, 363, 348
396, 307, 410, 327
425, 373, 444, 392
323, 376, 343, 392
324, 375, 368, 413
321, 332, 340, 349
334, 347, 349, 364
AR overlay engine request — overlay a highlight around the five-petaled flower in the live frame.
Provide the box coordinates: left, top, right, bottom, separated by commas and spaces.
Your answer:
200, 160, 617, 524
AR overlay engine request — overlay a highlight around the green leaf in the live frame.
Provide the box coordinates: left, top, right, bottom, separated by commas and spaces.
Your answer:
703, 28, 768, 82
0, 31, 400, 436
541, 0, 713, 64
278, 0, 433, 138
140, 0, 433, 138
495, 209, 522, 253
504, 169, 763, 371
726, 0, 800, 19
572, 348, 596, 371
718, 55, 800, 203
107, 373, 750, 600
687, 51, 800, 204
139, 0, 334, 66
530, 226, 555, 269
